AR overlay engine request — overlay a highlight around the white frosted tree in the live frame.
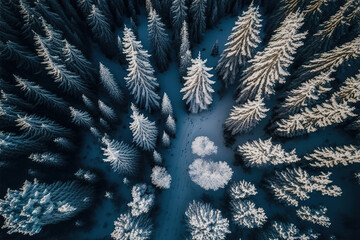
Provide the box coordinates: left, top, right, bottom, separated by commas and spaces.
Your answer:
191, 136, 218, 157
127, 184, 155, 217
53, 137, 74, 151
122, 26, 160, 112
267, 221, 319, 240
29, 152, 64, 166
216, 3, 262, 87
153, 150, 163, 164
181, 52, 215, 113
189, 158, 233, 191
130, 104, 158, 151
237, 138, 300, 167
111, 212, 152, 240
179, 22, 191, 77
69, 106, 93, 128
304, 145, 360, 167
296, 206, 331, 228
224, 97, 269, 135
334, 71, 360, 103
99, 63, 123, 102
98, 100, 117, 122
189, 0, 207, 43
237, 11, 307, 103
170, 0, 187, 35
230, 200, 267, 228
148, 9, 171, 72
165, 114, 176, 135
162, 131, 170, 147
274, 97, 357, 137
267, 167, 342, 207
151, 166, 172, 189
101, 136, 138, 174
161, 92, 173, 116
185, 201, 230, 240
229, 180, 257, 200
0, 180, 92, 236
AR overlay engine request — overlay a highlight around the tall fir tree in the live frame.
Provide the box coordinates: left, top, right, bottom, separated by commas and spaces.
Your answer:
148, 9, 171, 72
181, 52, 215, 113
122, 26, 160, 112
171, 0, 188, 37
190, 0, 207, 43
99, 63, 123, 103
216, 3, 262, 87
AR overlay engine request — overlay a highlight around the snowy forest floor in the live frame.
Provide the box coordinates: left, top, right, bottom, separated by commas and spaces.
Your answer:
66, 10, 360, 240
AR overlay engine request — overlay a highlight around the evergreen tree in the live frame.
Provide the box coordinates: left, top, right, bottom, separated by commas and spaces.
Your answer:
128, 184, 155, 216
101, 135, 138, 174
161, 92, 173, 117
237, 11, 307, 103
189, 0, 207, 43
179, 21, 191, 76
296, 206, 330, 228
76, 0, 93, 17
29, 152, 65, 166
181, 52, 215, 113
210, 40, 218, 56
151, 166, 172, 189
229, 180, 257, 200
165, 114, 176, 136
98, 100, 117, 122
153, 150, 162, 164
111, 212, 152, 240
230, 200, 267, 228
334, 71, 360, 103
130, 104, 158, 151
216, 3, 262, 87
69, 106, 93, 128
148, 9, 171, 72
99, 63, 123, 102
171, 0, 188, 36
122, 26, 160, 112
0, 180, 92, 236
266, 221, 319, 240
224, 97, 269, 135
162, 131, 170, 147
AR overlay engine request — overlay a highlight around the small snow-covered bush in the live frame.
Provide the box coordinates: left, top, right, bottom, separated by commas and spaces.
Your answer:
111, 212, 152, 240
74, 169, 97, 183
128, 184, 155, 217
191, 136, 218, 157
230, 200, 267, 228
151, 166, 171, 189
153, 150, 162, 164
162, 131, 170, 147
189, 158, 233, 191
185, 201, 230, 240
229, 180, 257, 200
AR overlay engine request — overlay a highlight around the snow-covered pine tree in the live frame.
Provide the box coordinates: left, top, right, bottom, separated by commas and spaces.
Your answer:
82, 94, 96, 112
334, 71, 360, 103
29, 152, 65, 166
69, 106, 93, 128
0, 131, 42, 159
273, 97, 357, 137
165, 115, 176, 136
162, 131, 170, 147
0, 180, 92, 236
266, 221, 319, 240
161, 92, 173, 117
148, 9, 171, 72
267, 167, 342, 207
127, 183, 155, 216
224, 97, 269, 135
238, 138, 300, 167
171, 0, 187, 36
14, 75, 68, 111
230, 199, 267, 228
101, 135, 138, 174
153, 150, 163, 164
98, 100, 117, 122
229, 180, 257, 200
216, 3, 262, 87
296, 206, 331, 228
237, 11, 306, 103
87, 4, 117, 57
274, 70, 334, 118
130, 104, 158, 151
179, 21, 191, 76
181, 52, 215, 113
40, 18, 64, 55
189, 0, 207, 43
16, 114, 72, 140
122, 26, 160, 112
305, 145, 360, 167
185, 201, 230, 240
303, 0, 333, 30
53, 137, 74, 151
151, 166, 171, 189
111, 212, 152, 240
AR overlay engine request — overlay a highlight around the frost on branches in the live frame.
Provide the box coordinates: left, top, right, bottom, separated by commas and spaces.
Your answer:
99, 63, 123, 103
0, 180, 92, 236
181, 52, 215, 114
225, 97, 269, 135
230, 200, 267, 228
296, 206, 331, 228
101, 135, 139, 174
130, 104, 158, 151
229, 180, 257, 200
185, 201, 230, 240
267, 167, 342, 207
266, 221, 319, 240
151, 166, 171, 189
216, 2, 262, 87
237, 11, 306, 103
128, 184, 155, 217
238, 138, 300, 167
188, 159, 233, 191
191, 136, 218, 157
161, 92, 173, 117
29, 152, 64, 166
305, 145, 360, 167
111, 212, 152, 240
122, 26, 160, 112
